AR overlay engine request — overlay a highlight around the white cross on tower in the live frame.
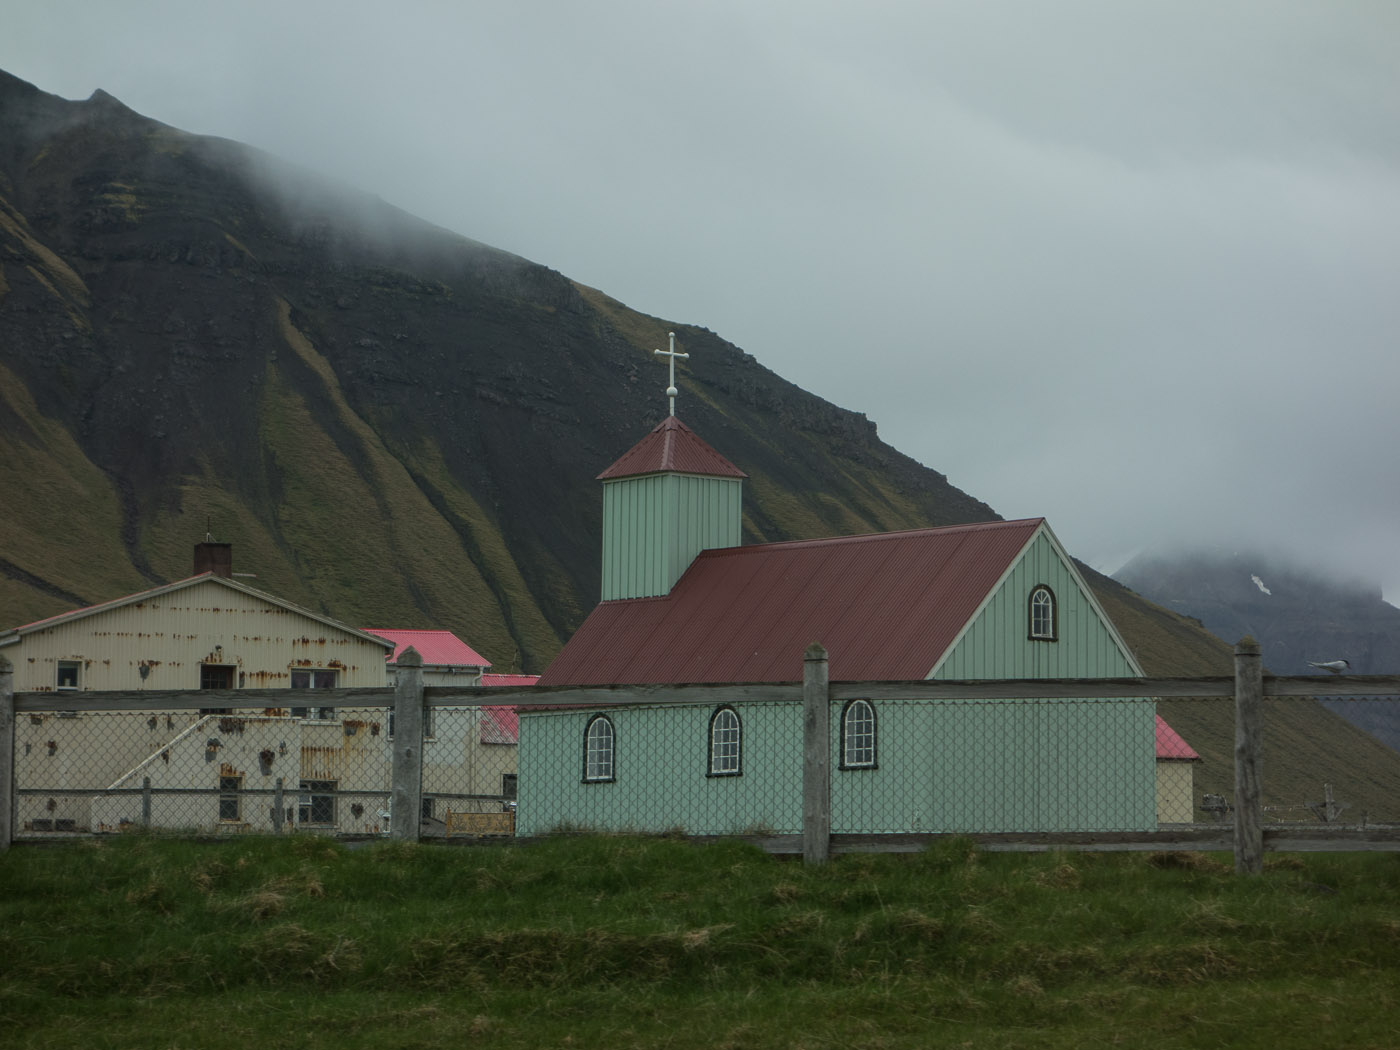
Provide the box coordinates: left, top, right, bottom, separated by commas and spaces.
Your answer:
653, 332, 689, 417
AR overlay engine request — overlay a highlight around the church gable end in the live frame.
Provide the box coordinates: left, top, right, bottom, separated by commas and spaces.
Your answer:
930, 524, 1140, 680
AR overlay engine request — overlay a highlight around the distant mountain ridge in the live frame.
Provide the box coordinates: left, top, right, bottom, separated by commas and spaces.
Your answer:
1115, 549, 1400, 759
1114, 549, 1400, 676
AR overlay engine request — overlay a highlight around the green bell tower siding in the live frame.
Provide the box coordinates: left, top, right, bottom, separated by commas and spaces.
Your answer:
597, 417, 746, 600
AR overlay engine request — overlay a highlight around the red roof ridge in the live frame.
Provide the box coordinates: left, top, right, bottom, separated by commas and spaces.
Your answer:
695, 517, 1042, 559
596, 416, 747, 480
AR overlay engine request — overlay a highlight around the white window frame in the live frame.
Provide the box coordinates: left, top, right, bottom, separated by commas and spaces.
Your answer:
56, 660, 81, 691
290, 668, 338, 720
708, 706, 742, 777
841, 699, 877, 770
1029, 586, 1057, 641
583, 715, 615, 783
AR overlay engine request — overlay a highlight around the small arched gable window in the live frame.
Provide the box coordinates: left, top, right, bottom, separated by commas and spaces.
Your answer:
708, 706, 742, 777
583, 715, 615, 783
840, 699, 877, 770
1029, 585, 1057, 641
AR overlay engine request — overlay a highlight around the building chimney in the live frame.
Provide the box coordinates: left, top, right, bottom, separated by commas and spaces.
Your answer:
193, 542, 233, 579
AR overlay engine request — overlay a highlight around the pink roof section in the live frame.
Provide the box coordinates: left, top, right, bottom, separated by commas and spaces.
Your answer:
481, 677, 535, 743
1155, 716, 1199, 760
480, 707, 520, 743
596, 416, 747, 480
482, 673, 540, 687
539, 518, 1044, 686
363, 628, 490, 668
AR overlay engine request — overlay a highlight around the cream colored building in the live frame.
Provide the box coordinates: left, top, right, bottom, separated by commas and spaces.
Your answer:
369, 628, 521, 831
3, 543, 396, 834
1154, 716, 1200, 824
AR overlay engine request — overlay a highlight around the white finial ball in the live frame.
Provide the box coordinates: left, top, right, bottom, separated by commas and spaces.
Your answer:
667, 386, 678, 398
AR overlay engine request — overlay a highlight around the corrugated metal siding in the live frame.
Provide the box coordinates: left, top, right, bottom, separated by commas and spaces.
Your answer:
600, 474, 743, 601
516, 703, 803, 837
932, 530, 1138, 680
542, 519, 1044, 685
829, 699, 1156, 834
9, 579, 389, 691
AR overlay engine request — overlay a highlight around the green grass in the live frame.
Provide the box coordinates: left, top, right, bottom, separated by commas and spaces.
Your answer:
3, 834, 1399, 1049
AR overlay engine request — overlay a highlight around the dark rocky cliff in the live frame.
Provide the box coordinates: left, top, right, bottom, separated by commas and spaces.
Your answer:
0, 69, 998, 670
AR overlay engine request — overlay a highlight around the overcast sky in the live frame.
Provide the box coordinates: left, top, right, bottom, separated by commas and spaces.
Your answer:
5, 1, 1398, 601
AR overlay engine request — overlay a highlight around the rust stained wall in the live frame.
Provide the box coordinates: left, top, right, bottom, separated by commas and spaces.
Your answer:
5, 578, 388, 691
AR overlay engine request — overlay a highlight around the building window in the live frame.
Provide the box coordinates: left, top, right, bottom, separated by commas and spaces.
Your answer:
290, 669, 337, 720
583, 715, 615, 783
421, 796, 435, 822
201, 664, 235, 690
219, 775, 242, 822
1029, 586, 1057, 641
501, 773, 518, 800
708, 706, 742, 777
840, 700, 877, 770
198, 662, 236, 714
56, 661, 81, 691
298, 780, 336, 825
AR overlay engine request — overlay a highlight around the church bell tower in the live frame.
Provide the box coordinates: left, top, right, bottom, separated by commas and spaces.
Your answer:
596, 334, 746, 600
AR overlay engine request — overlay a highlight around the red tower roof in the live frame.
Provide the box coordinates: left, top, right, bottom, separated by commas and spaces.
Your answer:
596, 417, 747, 480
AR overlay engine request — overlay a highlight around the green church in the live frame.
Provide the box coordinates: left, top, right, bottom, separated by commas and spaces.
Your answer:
520, 393, 1168, 838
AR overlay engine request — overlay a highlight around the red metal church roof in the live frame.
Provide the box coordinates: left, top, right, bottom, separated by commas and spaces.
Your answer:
539, 518, 1044, 686
596, 416, 748, 480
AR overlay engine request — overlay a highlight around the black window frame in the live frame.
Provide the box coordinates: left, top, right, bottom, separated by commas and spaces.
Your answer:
298, 779, 337, 825
218, 774, 242, 822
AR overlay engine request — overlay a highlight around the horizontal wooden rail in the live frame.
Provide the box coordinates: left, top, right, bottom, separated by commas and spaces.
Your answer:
14, 674, 1399, 713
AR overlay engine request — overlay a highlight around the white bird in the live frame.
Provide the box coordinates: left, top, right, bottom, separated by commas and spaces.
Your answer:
1308, 660, 1350, 674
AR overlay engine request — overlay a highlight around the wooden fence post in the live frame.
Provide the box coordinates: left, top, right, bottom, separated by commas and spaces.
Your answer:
273, 777, 285, 833
0, 656, 13, 851
390, 647, 424, 842
1233, 637, 1263, 874
803, 642, 831, 864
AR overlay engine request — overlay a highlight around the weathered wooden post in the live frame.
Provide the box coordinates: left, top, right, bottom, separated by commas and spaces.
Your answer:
1233, 637, 1263, 874
802, 642, 831, 864
272, 777, 285, 834
390, 646, 424, 842
0, 655, 13, 851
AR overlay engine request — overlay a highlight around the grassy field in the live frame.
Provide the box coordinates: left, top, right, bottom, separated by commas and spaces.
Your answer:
3, 834, 1399, 1049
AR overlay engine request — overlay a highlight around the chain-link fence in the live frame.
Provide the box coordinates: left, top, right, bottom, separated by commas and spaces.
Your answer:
517, 696, 1195, 837
10, 697, 518, 840
5, 660, 1399, 856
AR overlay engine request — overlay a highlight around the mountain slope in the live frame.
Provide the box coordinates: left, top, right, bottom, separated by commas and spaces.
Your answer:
0, 70, 997, 670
